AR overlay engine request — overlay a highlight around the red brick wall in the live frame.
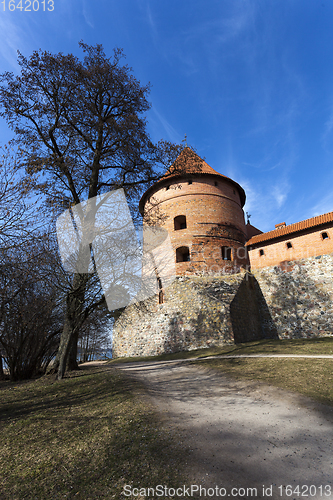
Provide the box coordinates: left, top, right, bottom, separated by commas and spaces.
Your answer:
248, 225, 333, 269
143, 175, 249, 275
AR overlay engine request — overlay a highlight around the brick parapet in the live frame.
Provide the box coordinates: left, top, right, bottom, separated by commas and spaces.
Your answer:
248, 225, 333, 269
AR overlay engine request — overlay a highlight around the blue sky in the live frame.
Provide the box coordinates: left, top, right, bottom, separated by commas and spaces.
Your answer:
1, 0, 333, 232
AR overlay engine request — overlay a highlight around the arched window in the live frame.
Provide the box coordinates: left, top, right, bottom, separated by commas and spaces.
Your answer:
176, 246, 190, 262
174, 215, 187, 231
221, 246, 232, 261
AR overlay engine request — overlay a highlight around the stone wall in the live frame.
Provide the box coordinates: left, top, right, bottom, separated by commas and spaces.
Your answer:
112, 272, 277, 358
113, 275, 239, 358
112, 253, 333, 358
252, 253, 333, 339
230, 274, 278, 343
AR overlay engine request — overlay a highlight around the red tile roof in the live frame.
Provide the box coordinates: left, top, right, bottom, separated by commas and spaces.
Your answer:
246, 223, 263, 240
246, 211, 333, 246
161, 147, 222, 179
139, 147, 246, 214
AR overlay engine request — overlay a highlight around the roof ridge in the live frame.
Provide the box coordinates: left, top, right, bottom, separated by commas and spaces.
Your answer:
246, 210, 333, 246
162, 147, 221, 178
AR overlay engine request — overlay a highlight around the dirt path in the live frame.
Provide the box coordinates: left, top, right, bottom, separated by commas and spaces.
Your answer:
115, 359, 333, 499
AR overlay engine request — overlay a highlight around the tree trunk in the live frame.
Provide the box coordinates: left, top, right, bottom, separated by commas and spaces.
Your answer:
84, 332, 90, 363
0, 356, 4, 380
51, 271, 89, 379
67, 330, 80, 370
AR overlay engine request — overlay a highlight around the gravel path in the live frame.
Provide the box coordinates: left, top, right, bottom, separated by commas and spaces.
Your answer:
115, 359, 333, 500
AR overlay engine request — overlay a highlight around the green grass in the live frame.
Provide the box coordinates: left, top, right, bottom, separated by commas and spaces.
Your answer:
0, 365, 190, 500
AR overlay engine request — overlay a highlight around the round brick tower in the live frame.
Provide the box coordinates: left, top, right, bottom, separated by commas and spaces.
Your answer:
139, 147, 248, 276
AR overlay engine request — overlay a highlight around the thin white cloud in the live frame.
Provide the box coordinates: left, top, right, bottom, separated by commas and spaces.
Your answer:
321, 104, 333, 151
0, 16, 25, 69
183, 2, 255, 46
310, 193, 333, 217
146, 2, 157, 34
272, 182, 290, 209
150, 106, 182, 144
82, 0, 94, 29
228, 168, 291, 232
141, 1, 256, 77
215, 6, 255, 45
136, 0, 160, 50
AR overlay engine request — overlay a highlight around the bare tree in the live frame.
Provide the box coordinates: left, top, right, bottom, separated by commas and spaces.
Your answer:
0, 42, 185, 379
0, 146, 55, 380
0, 235, 64, 380
0, 145, 40, 248
78, 309, 111, 363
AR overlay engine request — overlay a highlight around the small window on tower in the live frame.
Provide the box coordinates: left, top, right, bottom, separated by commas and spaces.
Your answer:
176, 246, 190, 262
322, 232, 329, 240
259, 249, 264, 256
174, 215, 187, 231
188, 179, 192, 185
286, 242, 293, 249
221, 246, 232, 260
214, 181, 218, 186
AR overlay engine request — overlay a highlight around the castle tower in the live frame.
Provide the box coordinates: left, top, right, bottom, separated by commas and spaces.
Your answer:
139, 147, 249, 276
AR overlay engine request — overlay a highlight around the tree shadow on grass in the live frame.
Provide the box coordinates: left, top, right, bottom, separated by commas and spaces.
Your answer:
0, 365, 135, 423
0, 365, 193, 500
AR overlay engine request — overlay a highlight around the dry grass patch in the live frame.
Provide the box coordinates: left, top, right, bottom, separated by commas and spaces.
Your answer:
0, 365, 190, 499
109, 337, 333, 365
192, 357, 333, 406
207, 337, 333, 356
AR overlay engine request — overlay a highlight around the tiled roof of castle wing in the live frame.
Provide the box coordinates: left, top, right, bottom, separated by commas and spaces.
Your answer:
246, 211, 333, 246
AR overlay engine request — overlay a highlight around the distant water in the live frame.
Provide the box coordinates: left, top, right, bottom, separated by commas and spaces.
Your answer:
1, 348, 113, 373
